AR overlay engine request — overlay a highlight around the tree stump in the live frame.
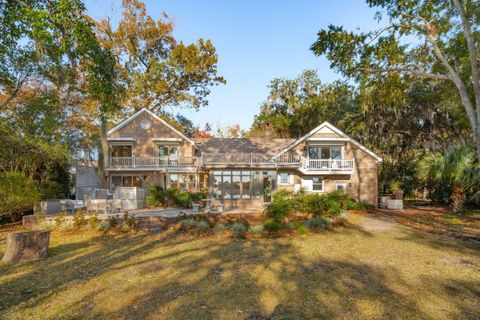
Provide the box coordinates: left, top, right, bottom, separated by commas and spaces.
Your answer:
2, 230, 50, 264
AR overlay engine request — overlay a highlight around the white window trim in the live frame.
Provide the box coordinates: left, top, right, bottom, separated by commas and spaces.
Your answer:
311, 176, 325, 192
278, 172, 292, 185
307, 145, 344, 160
335, 182, 348, 192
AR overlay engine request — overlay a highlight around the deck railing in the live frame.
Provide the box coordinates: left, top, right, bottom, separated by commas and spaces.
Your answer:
202, 153, 274, 165
108, 155, 355, 172
301, 158, 355, 172
109, 156, 198, 169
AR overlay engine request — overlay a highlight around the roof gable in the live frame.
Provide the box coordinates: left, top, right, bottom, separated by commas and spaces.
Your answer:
275, 121, 382, 162
107, 108, 195, 145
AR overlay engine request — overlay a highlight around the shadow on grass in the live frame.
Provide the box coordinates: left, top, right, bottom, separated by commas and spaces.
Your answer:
1, 222, 479, 319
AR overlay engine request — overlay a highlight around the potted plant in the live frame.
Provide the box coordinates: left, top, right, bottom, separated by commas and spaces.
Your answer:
389, 180, 403, 200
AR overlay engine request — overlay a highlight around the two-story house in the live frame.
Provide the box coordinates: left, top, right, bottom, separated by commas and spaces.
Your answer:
106, 108, 382, 208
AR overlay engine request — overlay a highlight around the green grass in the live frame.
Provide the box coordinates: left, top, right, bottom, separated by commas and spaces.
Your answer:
1, 214, 479, 319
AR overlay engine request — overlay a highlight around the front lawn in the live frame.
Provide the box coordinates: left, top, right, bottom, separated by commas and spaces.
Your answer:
1, 213, 479, 319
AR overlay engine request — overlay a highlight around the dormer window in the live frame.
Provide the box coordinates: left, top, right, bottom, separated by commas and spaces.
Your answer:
157, 144, 179, 158
308, 146, 342, 159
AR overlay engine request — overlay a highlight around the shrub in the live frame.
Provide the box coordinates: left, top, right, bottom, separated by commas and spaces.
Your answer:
88, 213, 100, 229
265, 196, 293, 221
147, 185, 166, 207
122, 213, 136, 229
72, 211, 87, 229
179, 218, 196, 229
175, 192, 192, 208
230, 222, 248, 238
34, 211, 46, 223
304, 217, 331, 229
54, 212, 69, 229
249, 224, 264, 234
0, 172, 41, 221
214, 223, 228, 231
108, 215, 120, 228
263, 219, 288, 231
291, 221, 308, 234
196, 220, 210, 229
98, 222, 111, 232
39, 180, 68, 199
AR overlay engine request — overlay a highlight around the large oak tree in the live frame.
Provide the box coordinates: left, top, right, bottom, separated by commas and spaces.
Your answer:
311, 0, 480, 158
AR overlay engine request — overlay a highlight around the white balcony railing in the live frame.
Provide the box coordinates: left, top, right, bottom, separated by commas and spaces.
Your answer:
109, 156, 198, 169
301, 158, 355, 172
108, 155, 355, 172
202, 153, 274, 165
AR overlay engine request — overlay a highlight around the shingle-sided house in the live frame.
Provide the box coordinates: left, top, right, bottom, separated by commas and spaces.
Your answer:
106, 108, 382, 208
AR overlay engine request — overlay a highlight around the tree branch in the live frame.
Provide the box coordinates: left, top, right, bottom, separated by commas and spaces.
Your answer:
356, 66, 451, 80
453, 0, 480, 114
426, 23, 477, 131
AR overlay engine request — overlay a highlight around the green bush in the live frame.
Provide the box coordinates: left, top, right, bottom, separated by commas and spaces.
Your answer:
290, 221, 308, 234
147, 186, 166, 207
214, 223, 228, 231
72, 211, 87, 229
249, 224, 264, 234
196, 220, 210, 229
88, 213, 100, 229
54, 212, 69, 229
147, 186, 207, 208
179, 218, 196, 229
0, 172, 41, 221
230, 222, 248, 238
304, 217, 331, 229
265, 195, 293, 221
175, 192, 192, 208
39, 180, 68, 199
98, 222, 111, 232
263, 219, 288, 231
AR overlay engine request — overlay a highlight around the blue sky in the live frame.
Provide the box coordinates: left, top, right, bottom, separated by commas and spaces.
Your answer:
85, 0, 382, 130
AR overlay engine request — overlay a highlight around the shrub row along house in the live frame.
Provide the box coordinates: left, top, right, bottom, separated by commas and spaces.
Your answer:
106, 108, 382, 208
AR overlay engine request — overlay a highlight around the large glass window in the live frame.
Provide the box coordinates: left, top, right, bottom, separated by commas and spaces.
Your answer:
308, 146, 342, 159
111, 175, 144, 190
168, 174, 197, 191
210, 170, 274, 200
241, 171, 251, 199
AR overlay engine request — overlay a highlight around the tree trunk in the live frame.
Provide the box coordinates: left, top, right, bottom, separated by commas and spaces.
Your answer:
2, 230, 50, 263
97, 116, 109, 187
451, 186, 466, 214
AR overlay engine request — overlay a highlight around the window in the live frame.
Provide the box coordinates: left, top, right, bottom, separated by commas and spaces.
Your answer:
111, 175, 144, 190
110, 145, 132, 157
279, 172, 290, 185
210, 170, 275, 200
157, 144, 179, 157
336, 182, 347, 193
308, 146, 342, 159
312, 176, 324, 191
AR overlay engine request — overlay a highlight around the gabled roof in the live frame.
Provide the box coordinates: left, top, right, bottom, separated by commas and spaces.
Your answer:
107, 108, 195, 145
275, 121, 382, 163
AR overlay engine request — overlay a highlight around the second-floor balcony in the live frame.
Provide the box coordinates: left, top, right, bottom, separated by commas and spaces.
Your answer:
108, 156, 198, 169
107, 153, 355, 173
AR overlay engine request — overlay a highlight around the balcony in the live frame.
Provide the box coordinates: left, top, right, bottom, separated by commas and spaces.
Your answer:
201, 153, 275, 166
107, 154, 354, 174
300, 158, 355, 174
108, 156, 199, 170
